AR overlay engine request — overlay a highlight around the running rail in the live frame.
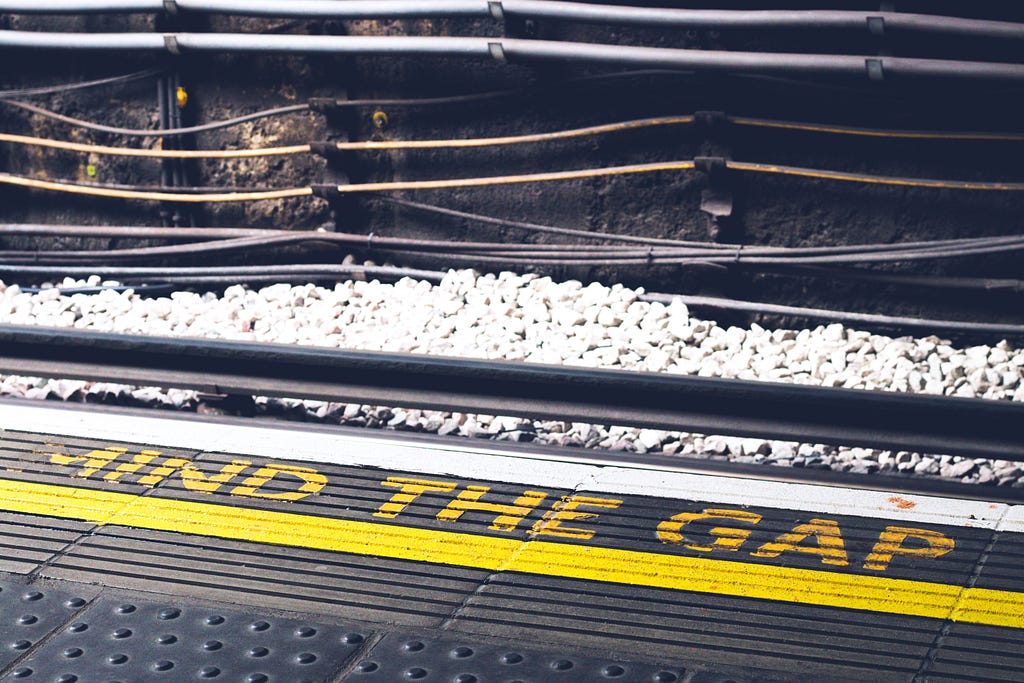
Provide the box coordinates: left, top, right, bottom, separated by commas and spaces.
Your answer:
0, 324, 1020, 461
0, 32, 1022, 82
1, 1, 1022, 42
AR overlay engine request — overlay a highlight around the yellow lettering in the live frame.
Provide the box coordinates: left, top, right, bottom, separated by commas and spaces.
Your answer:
48, 446, 127, 478
751, 518, 849, 566
139, 456, 191, 487
374, 477, 458, 518
230, 464, 327, 501
657, 508, 762, 551
436, 486, 547, 531
863, 526, 955, 571
530, 495, 622, 540
104, 450, 162, 483
178, 460, 253, 492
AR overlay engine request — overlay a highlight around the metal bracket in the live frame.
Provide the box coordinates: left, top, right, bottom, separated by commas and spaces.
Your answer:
311, 184, 341, 199
163, 34, 181, 56
487, 0, 504, 20
694, 156, 734, 241
866, 15, 885, 37
162, 0, 177, 13
866, 58, 885, 82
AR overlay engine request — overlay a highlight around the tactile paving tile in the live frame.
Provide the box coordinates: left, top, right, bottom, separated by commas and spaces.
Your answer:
345, 632, 685, 682
0, 578, 89, 672
1, 596, 372, 683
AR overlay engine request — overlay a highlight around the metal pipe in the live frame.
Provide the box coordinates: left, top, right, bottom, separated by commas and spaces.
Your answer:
2, 32, 1022, 82
0, 324, 1019, 461
1, 1, 1022, 43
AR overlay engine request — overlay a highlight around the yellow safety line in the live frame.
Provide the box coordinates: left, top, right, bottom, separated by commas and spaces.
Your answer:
0, 477, 1020, 629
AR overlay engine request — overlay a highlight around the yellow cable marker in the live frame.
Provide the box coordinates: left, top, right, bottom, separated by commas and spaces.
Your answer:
0, 477, 1021, 628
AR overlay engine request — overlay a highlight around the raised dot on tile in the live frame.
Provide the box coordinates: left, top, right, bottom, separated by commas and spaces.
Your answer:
65, 598, 86, 608
158, 608, 181, 620
603, 664, 625, 677
112, 628, 132, 639
108, 653, 128, 665
17, 615, 38, 625
248, 646, 269, 658
341, 633, 364, 645
404, 668, 428, 680
63, 646, 84, 658
356, 661, 379, 673
295, 626, 317, 638
12, 640, 31, 650
11, 668, 31, 679
653, 673, 678, 683
247, 675, 268, 683
250, 621, 270, 632
203, 640, 222, 651
451, 646, 474, 659
67, 623, 88, 633
205, 615, 225, 626
403, 641, 425, 652
116, 604, 136, 614
56, 675, 78, 683
199, 666, 221, 678
153, 660, 174, 672
22, 591, 43, 601
455, 675, 478, 683
501, 653, 524, 665
296, 652, 317, 664
156, 634, 177, 645
551, 659, 574, 671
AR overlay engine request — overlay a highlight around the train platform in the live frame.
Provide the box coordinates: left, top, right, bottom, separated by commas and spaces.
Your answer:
0, 399, 1020, 682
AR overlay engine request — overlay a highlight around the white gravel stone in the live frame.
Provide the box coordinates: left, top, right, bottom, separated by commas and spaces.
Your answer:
0, 270, 1020, 486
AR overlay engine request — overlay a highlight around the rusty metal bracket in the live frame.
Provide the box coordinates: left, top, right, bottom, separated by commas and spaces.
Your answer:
694, 156, 735, 241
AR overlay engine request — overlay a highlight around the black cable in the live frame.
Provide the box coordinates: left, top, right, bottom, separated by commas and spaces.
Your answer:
0, 67, 161, 99
0, 99, 311, 137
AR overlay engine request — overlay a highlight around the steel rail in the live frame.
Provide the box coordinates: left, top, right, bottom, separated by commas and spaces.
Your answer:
1, 1, 1021, 43
0, 325, 1019, 461
1, 32, 1022, 82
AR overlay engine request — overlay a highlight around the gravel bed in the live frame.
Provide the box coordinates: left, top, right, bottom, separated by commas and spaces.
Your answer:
1, 271, 1022, 487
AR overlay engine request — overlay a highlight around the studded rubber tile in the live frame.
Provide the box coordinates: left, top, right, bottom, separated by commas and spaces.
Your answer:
0, 578, 89, 672
1, 596, 372, 683
344, 632, 686, 682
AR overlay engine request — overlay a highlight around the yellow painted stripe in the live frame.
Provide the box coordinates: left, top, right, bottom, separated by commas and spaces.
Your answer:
1, 478, 1021, 629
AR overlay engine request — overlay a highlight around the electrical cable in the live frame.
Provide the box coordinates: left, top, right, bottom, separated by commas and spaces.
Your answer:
639, 292, 1024, 337
0, 173, 312, 202
1, 32, 1023, 83
729, 116, 1024, 142
335, 115, 696, 150
2, 1, 1023, 43
0, 132, 311, 158
0, 67, 161, 99
381, 197, 711, 247
0, 99, 311, 137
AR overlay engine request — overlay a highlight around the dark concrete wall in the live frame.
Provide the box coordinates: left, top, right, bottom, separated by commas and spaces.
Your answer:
1, 2, 1022, 329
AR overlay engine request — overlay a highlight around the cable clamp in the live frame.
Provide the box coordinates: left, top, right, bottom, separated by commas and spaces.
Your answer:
865, 58, 885, 82
488, 41, 507, 62
307, 97, 337, 114
311, 184, 341, 199
866, 15, 885, 37
487, 1, 504, 20
163, 34, 181, 56
367, 232, 375, 249
694, 156, 728, 176
163, 0, 178, 13
308, 141, 335, 158
694, 110, 726, 129
734, 244, 743, 263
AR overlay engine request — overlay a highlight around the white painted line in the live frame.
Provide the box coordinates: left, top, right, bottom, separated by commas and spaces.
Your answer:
1, 401, 1016, 528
